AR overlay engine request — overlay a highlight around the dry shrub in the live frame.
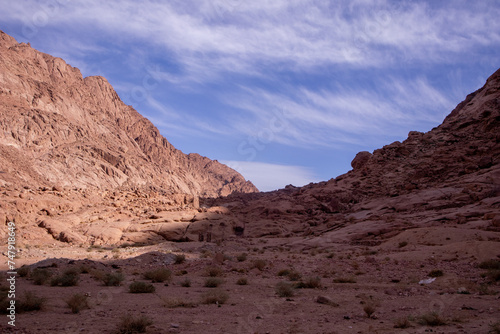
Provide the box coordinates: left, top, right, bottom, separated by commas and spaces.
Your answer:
251, 259, 267, 271
31, 268, 53, 285
236, 253, 248, 262
333, 276, 356, 283
428, 269, 444, 278
205, 266, 223, 277
204, 277, 223, 288
143, 268, 171, 283
394, 316, 411, 329
66, 293, 89, 314
295, 276, 322, 289
363, 303, 376, 318
174, 254, 186, 264
288, 270, 302, 281
162, 297, 198, 308
18, 291, 45, 312
479, 259, 500, 270
115, 314, 152, 334
276, 282, 295, 297
129, 281, 155, 293
201, 290, 228, 305
51, 268, 80, 287
418, 312, 447, 326
236, 277, 248, 285
180, 278, 191, 287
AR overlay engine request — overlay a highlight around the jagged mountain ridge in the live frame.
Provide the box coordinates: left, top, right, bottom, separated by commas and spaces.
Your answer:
0, 30, 257, 197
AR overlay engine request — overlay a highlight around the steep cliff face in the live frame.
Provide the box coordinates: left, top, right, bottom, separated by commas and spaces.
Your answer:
0, 30, 257, 197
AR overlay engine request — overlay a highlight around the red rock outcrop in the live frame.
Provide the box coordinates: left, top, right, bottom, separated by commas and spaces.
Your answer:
0, 30, 257, 197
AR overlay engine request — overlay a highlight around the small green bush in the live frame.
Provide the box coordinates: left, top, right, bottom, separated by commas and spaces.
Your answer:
129, 281, 155, 293
275, 282, 295, 297
143, 268, 171, 283
115, 314, 152, 334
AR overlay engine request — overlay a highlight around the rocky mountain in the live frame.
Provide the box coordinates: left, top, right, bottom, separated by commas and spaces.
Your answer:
0, 30, 257, 197
209, 68, 500, 241
0, 27, 498, 252
1, 31, 499, 334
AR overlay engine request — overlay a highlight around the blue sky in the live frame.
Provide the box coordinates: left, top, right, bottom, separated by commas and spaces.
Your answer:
1, 0, 500, 191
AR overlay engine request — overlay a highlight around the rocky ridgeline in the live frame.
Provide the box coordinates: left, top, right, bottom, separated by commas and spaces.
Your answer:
212, 68, 500, 242
0, 30, 257, 197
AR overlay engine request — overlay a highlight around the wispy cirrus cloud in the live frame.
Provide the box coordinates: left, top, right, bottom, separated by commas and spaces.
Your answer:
219, 76, 455, 148
2, 0, 500, 81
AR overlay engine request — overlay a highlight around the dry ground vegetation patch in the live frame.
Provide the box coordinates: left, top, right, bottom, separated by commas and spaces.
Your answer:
0, 236, 499, 334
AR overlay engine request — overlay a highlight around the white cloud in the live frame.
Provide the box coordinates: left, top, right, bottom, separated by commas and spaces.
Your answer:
221, 160, 319, 191
1, 0, 498, 155
2, 0, 499, 82
220, 77, 455, 148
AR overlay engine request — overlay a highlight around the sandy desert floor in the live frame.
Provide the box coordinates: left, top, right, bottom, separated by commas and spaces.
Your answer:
1, 232, 499, 334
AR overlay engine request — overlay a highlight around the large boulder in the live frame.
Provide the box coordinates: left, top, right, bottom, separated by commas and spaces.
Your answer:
351, 151, 372, 170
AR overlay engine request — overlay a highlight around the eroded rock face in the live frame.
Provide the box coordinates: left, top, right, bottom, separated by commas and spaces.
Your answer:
0, 30, 257, 197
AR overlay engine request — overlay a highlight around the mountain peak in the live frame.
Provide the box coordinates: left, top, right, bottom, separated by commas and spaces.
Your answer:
0, 29, 17, 48
0, 30, 257, 197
